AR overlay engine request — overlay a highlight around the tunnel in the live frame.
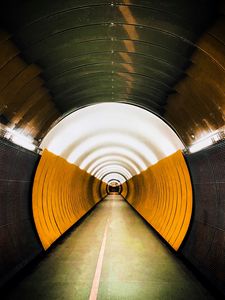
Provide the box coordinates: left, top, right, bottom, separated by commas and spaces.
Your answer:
0, 0, 224, 299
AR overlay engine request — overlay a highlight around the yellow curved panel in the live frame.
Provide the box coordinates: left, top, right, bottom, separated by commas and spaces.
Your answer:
32, 150, 107, 250
123, 150, 192, 251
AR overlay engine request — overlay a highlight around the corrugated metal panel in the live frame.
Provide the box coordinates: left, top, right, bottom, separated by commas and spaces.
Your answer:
0, 138, 43, 287
181, 140, 225, 296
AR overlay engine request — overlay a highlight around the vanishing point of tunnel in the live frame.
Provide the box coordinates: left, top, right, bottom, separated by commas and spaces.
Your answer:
0, 1, 224, 299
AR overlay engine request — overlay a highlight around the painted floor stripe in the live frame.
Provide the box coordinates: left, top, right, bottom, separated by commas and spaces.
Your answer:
89, 218, 110, 300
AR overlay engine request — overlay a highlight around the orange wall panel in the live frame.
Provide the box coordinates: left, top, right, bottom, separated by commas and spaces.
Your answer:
32, 150, 107, 250
123, 150, 192, 251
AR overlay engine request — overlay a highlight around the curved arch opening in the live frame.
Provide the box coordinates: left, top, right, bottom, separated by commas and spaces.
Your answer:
41, 102, 184, 179
32, 102, 192, 252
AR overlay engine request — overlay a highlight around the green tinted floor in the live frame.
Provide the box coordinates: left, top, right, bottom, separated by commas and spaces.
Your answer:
3, 195, 215, 300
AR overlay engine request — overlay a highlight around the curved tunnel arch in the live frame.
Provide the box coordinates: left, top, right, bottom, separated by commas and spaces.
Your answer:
101, 171, 128, 183
107, 179, 121, 184
87, 154, 141, 175
94, 165, 133, 181
68, 143, 150, 169
30, 102, 193, 253
0, 0, 224, 296
41, 102, 184, 165
101, 171, 129, 197
90, 160, 139, 177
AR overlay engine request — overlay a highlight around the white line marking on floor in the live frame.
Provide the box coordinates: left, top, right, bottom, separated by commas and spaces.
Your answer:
89, 218, 110, 300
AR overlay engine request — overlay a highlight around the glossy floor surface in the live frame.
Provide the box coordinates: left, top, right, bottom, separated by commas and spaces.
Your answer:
3, 195, 214, 300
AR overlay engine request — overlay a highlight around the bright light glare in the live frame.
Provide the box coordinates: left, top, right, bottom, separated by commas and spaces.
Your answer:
41, 103, 184, 179
87, 155, 140, 174
92, 161, 138, 176
189, 135, 213, 153
11, 135, 36, 151
95, 165, 132, 181
3, 127, 36, 151
103, 173, 125, 184
74, 146, 147, 171
68, 133, 158, 166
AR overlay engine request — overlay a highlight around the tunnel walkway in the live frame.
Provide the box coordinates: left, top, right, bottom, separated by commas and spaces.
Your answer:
4, 195, 214, 300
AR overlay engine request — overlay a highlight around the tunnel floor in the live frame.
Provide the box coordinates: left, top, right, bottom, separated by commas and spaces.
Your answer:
3, 195, 214, 300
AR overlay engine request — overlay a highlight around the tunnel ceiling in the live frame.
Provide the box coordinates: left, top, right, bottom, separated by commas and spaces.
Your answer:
0, 0, 224, 149
41, 103, 184, 182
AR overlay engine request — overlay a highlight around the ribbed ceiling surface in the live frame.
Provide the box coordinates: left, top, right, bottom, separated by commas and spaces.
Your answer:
0, 0, 217, 115
41, 103, 184, 182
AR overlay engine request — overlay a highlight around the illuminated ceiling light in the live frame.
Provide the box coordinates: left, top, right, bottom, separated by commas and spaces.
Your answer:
78, 145, 147, 171
72, 132, 158, 168
86, 154, 141, 174
95, 166, 132, 180
95, 164, 131, 176
2, 125, 36, 152
91, 161, 138, 177
189, 130, 223, 153
97, 173, 128, 182
189, 139, 212, 153
68, 133, 158, 167
87, 157, 140, 174
102, 173, 126, 184
41, 103, 184, 178
11, 135, 36, 152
